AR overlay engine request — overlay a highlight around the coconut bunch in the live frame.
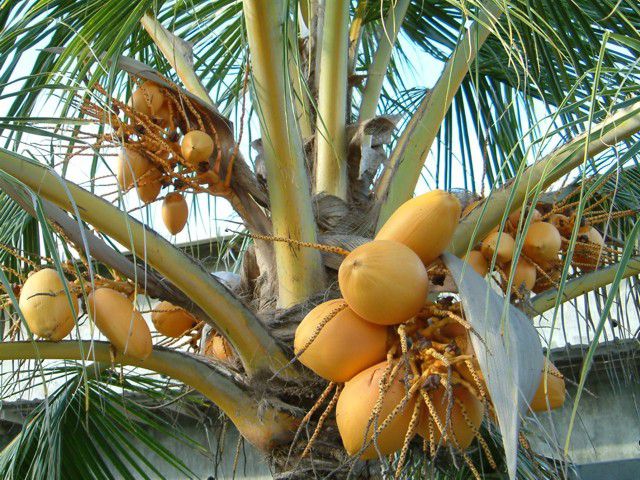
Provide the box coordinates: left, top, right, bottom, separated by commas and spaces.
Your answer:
80, 79, 233, 235
463, 198, 624, 297
5, 258, 212, 361
291, 190, 568, 471
9, 267, 155, 359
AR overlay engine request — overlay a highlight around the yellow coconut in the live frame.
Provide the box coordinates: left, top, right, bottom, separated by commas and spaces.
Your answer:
480, 231, 515, 265
507, 207, 542, 231
117, 148, 153, 190
417, 384, 484, 450
523, 222, 562, 265
336, 361, 416, 459
376, 190, 461, 266
294, 299, 389, 382
338, 240, 429, 325
136, 168, 162, 204
462, 250, 489, 277
87, 288, 152, 360
130, 81, 165, 116
18, 268, 78, 341
530, 360, 565, 412
549, 213, 573, 237
181, 130, 214, 167
508, 258, 537, 291
151, 301, 197, 338
162, 192, 189, 235
574, 226, 605, 271
205, 334, 235, 362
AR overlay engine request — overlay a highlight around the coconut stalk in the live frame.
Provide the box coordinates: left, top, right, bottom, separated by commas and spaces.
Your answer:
449, 102, 640, 256
140, 12, 215, 109
0, 149, 293, 379
0, 341, 297, 451
314, 0, 350, 199
243, 0, 324, 307
358, 0, 410, 122
526, 256, 640, 315
347, 0, 369, 76
287, 19, 313, 139
376, 1, 503, 226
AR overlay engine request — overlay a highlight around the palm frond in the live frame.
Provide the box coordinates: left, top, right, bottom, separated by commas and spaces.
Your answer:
0, 363, 204, 480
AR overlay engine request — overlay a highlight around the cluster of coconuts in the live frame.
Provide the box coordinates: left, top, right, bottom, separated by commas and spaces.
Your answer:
463, 203, 606, 295
295, 190, 471, 458
16, 268, 218, 361
118, 81, 216, 235
294, 191, 567, 459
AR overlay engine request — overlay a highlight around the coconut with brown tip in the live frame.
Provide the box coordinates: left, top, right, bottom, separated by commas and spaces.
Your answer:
18, 268, 78, 341
181, 130, 214, 168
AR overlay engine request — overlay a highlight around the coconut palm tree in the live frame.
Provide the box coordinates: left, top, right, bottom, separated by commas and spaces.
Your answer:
0, 0, 638, 478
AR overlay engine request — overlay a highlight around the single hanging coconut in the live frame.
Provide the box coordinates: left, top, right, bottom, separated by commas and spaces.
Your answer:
87, 288, 152, 360
376, 190, 462, 266
338, 240, 429, 325
117, 148, 153, 190
205, 334, 235, 362
508, 258, 536, 291
130, 81, 165, 116
336, 360, 416, 459
152, 301, 197, 338
480, 231, 515, 265
530, 360, 565, 411
181, 130, 214, 168
462, 250, 489, 277
162, 192, 188, 235
574, 226, 605, 271
549, 213, 573, 237
417, 383, 484, 450
19, 268, 78, 341
523, 222, 562, 265
294, 299, 389, 382
136, 168, 163, 204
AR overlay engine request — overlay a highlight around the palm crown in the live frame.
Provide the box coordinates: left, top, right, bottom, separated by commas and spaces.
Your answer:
0, 1, 639, 478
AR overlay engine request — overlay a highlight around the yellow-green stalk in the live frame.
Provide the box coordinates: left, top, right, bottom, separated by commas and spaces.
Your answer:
243, 0, 325, 307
